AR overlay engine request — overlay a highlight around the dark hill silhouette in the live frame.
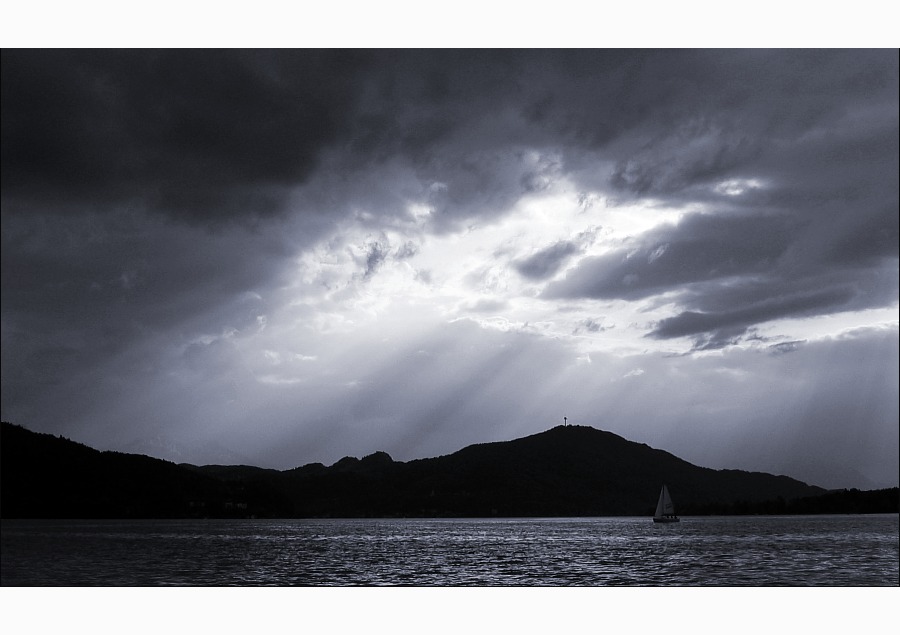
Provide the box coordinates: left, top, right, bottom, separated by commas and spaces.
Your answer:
0, 421, 233, 517
270, 425, 829, 517
3, 421, 896, 518
0, 422, 295, 518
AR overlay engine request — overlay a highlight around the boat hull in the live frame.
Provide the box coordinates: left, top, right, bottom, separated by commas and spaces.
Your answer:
653, 516, 680, 523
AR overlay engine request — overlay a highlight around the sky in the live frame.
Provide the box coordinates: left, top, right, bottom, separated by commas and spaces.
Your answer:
2, 48, 898, 490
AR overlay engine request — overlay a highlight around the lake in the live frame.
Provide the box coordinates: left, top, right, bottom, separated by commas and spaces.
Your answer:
1, 514, 897, 586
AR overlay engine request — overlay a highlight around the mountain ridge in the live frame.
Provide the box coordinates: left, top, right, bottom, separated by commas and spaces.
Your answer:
3, 421, 896, 518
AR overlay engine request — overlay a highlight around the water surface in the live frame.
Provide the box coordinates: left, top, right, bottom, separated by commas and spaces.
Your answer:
2, 515, 897, 586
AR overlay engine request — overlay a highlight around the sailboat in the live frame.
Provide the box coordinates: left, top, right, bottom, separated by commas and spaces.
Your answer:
653, 484, 680, 523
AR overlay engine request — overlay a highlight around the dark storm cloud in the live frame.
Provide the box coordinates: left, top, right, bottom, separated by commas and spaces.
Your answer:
1, 50, 371, 223
514, 240, 581, 280
5, 50, 895, 227
5, 49, 896, 340
0, 49, 627, 233
649, 287, 854, 345
545, 205, 897, 346
591, 50, 898, 197
545, 213, 800, 300
325, 49, 715, 231
540, 50, 898, 346
0, 210, 285, 408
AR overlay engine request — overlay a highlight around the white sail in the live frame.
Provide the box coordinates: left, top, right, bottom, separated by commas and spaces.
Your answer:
654, 485, 676, 519
654, 488, 666, 517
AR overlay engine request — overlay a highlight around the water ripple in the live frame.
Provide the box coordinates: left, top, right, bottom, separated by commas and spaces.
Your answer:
2, 515, 897, 586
